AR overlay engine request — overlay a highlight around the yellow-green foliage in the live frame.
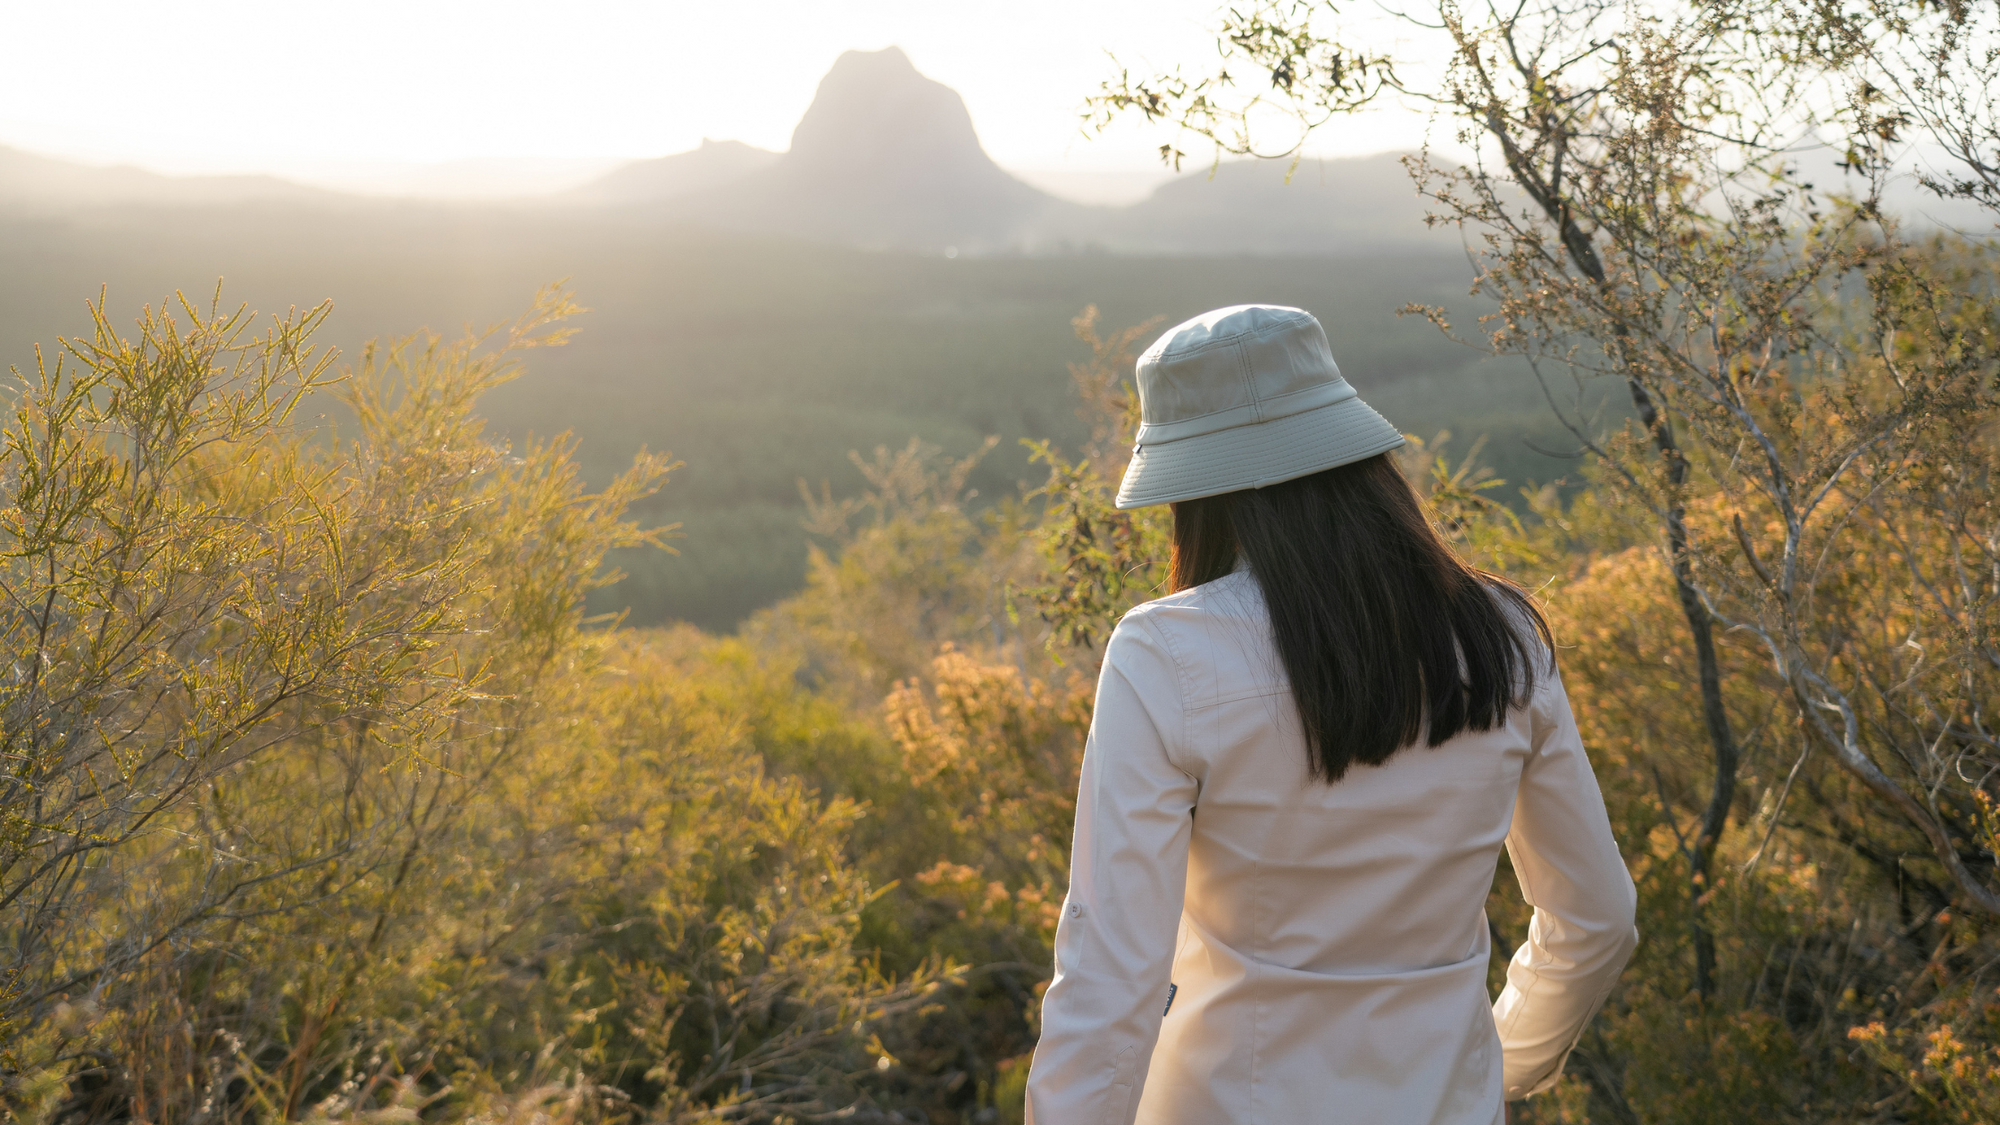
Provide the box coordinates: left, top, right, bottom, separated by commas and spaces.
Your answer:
6, 258, 1999, 1125
0, 286, 946, 1125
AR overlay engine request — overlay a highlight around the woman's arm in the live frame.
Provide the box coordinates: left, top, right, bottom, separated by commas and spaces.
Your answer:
1492, 663, 1640, 1099
1025, 611, 1198, 1125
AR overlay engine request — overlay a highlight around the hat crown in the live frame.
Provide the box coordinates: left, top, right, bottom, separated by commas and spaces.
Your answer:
1134, 305, 1356, 446
1114, 303, 1403, 510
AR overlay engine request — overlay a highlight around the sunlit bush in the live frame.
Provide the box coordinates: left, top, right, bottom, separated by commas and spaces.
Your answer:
0, 288, 947, 1125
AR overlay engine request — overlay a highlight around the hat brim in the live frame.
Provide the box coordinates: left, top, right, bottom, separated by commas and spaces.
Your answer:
1115, 396, 1406, 509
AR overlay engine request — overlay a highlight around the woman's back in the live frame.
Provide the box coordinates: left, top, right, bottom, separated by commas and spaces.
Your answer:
1163, 570, 1520, 976
1024, 304, 1635, 1125
1030, 571, 1634, 1125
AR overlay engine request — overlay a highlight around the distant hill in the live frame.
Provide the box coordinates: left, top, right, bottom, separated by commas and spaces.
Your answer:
5, 46, 1981, 249
0, 49, 1457, 255
0, 146, 335, 210
1077, 153, 1461, 255
567, 139, 780, 206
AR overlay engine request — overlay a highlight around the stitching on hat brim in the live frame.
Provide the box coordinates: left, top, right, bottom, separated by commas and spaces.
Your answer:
1133, 377, 1356, 440
1115, 396, 1405, 509
1132, 378, 1359, 444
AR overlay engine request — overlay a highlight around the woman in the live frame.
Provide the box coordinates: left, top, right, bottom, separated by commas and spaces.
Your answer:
1024, 305, 1636, 1125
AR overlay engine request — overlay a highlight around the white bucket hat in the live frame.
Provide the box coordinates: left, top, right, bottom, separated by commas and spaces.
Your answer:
1115, 304, 1406, 509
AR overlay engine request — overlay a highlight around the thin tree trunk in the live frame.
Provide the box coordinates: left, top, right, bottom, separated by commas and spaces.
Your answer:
1496, 129, 1743, 997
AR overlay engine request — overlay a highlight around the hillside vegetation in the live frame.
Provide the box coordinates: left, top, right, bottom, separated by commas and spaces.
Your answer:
0, 205, 1587, 629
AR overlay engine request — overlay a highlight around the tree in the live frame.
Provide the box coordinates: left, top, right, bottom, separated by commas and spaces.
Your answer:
1089, 0, 2000, 965
0, 284, 665, 1115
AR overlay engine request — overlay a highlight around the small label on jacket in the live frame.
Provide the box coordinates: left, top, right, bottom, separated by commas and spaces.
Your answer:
1163, 982, 1178, 1016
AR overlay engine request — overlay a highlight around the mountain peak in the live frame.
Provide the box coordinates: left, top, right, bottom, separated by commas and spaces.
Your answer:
744, 44, 1054, 248
787, 45, 985, 168
826, 45, 918, 78
565, 47, 1063, 248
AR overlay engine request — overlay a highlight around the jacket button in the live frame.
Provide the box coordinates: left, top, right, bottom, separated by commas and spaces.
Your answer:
1069, 903, 1084, 918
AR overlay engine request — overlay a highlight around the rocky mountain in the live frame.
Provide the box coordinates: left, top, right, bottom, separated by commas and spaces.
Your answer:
562, 47, 1450, 255
584, 47, 1082, 251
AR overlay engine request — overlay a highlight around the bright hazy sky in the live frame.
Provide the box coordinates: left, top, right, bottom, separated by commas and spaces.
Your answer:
0, 0, 1435, 197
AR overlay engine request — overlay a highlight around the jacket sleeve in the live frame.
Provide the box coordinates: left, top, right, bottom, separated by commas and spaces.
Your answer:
1026, 611, 1197, 1125
1492, 661, 1639, 1099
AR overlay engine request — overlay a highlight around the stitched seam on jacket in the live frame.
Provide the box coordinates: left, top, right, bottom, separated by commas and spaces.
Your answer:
1521, 972, 1619, 1097
1170, 581, 1270, 1120
1097, 1048, 1138, 1125
1189, 683, 1291, 710
1242, 609, 1270, 1124
1494, 960, 1543, 1041
1131, 609, 1196, 773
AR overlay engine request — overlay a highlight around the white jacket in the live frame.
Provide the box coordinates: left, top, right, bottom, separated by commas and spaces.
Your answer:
1025, 571, 1637, 1125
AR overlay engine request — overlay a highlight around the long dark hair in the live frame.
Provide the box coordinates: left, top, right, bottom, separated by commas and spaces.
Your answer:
1168, 453, 1551, 781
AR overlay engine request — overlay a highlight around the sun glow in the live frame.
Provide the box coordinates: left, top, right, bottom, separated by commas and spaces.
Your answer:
0, 0, 1432, 197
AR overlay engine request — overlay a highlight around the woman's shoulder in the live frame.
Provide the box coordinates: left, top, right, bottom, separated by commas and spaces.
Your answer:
1110, 571, 1274, 686
1122, 569, 1264, 629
